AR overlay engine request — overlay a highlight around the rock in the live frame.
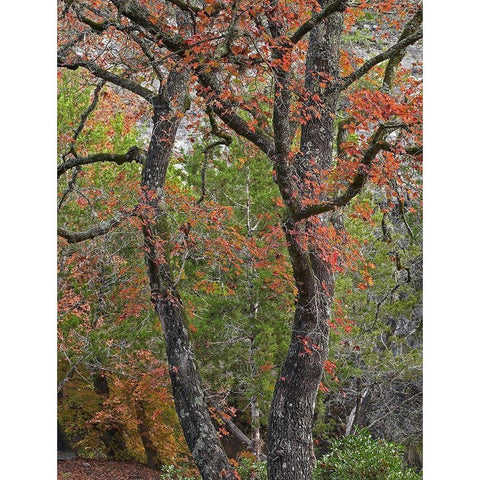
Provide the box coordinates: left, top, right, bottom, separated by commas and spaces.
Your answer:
57, 450, 76, 461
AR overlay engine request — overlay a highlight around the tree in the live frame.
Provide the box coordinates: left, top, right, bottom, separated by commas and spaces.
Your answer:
317, 188, 422, 468
57, 1, 422, 478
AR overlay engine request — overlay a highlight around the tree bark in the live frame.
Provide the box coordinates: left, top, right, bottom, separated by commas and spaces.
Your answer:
267, 219, 334, 478
140, 68, 235, 479
267, 8, 343, 479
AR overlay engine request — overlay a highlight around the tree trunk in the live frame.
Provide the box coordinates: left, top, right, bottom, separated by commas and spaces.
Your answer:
134, 396, 164, 469
345, 386, 371, 435
93, 373, 129, 459
57, 420, 75, 456
140, 69, 235, 479
251, 398, 263, 461
267, 8, 343, 479
267, 220, 334, 479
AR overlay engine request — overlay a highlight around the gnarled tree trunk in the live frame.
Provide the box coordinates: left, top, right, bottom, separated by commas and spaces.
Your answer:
266, 8, 343, 479
140, 69, 235, 479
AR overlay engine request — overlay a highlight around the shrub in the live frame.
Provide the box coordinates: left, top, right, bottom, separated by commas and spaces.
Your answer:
158, 430, 421, 479
313, 429, 422, 480
236, 457, 267, 480
158, 464, 198, 480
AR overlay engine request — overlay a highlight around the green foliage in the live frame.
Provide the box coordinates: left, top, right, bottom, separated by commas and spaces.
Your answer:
313, 430, 421, 480
228, 431, 420, 480
169, 138, 293, 423
158, 464, 198, 480
58, 70, 140, 156
236, 457, 267, 480
314, 189, 422, 447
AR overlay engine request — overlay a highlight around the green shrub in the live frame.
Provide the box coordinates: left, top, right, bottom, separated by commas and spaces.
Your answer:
158, 464, 198, 480
158, 430, 421, 479
313, 429, 422, 480
236, 457, 267, 480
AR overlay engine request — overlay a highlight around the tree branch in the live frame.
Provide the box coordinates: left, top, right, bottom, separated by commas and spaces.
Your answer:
337, 29, 422, 92
127, 31, 165, 81
199, 73, 275, 157
289, 0, 348, 45
336, 115, 354, 160
110, 0, 187, 53
73, 6, 112, 32
206, 106, 233, 146
209, 399, 267, 460
58, 166, 81, 212
58, 361, 81, 395
293, 121, 407, 220
57, 56, 156, 102
68, 80, 106, 155
383, 7, 423, 91
365, 391, 422, 431
57, 32, 87, 60
165, 0, 202, 14
58, 212, 126, 244
58, 146, 146, 178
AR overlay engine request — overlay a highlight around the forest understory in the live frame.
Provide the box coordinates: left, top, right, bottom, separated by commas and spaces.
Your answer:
57, 1, 423, 479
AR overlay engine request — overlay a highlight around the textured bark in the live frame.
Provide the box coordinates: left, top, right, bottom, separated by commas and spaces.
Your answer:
140, 67, 235, 479
58, 213, 124, 244
267, 219, 334, 479
57, 146, 146, 178
266, 8, 343, 480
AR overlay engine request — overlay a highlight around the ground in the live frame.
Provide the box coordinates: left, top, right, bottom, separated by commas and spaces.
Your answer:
57, 459, 160, 480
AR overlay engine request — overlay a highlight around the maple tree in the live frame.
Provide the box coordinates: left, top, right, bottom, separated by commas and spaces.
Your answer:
57, 71, 193, 468
57, 1, 422, 479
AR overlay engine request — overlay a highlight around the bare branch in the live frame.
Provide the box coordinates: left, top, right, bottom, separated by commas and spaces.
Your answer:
383, 7, 423, 91
57, 32, 87, 60
69, 80, 106, 152
60, 0, 75, 18
57, 56, 156, 102
337, 29, 422, 92
208, 398, 267, 460
58, 166, 81, 212
58, 146, 146, 178
165, 0, 202, 14
127, 31, 165, 81
58, 212, 126, 244
58, 361, 81, 395
365, 391, 422, 431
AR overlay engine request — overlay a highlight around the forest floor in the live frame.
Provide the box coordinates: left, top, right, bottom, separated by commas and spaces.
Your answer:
57, 459, 160, 480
